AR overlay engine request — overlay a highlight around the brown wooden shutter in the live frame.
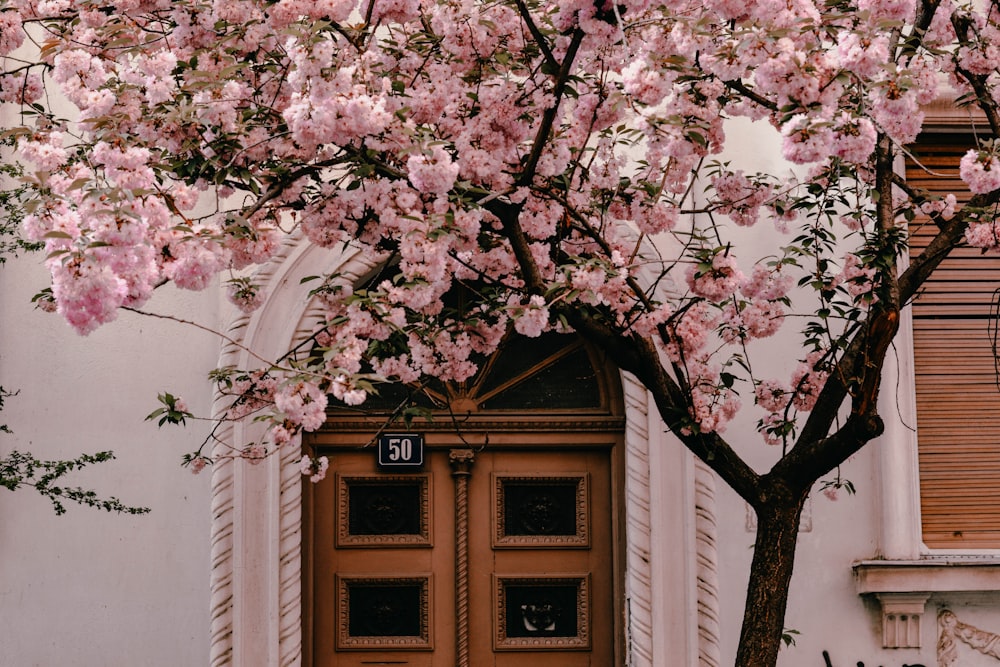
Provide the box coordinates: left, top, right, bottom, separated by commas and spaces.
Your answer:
908, 137, 1000, 548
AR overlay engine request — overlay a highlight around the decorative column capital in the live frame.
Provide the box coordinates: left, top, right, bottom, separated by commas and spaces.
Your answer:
449, 448, 476, 475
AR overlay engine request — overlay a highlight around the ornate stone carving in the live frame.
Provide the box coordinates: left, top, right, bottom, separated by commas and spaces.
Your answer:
939, 609, 1000, 666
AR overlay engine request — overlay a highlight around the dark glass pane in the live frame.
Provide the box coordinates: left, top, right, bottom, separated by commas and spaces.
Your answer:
347, 582, 423, 637
504, 584, 579, 638
503, 480, 579, 536
348, 482, 422, 535
342, 380, 438, 414
482, 346, 601, 410
479, 332, 574, 396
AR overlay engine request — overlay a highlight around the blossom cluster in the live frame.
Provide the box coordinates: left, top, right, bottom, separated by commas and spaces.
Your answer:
4, 0, 996, 466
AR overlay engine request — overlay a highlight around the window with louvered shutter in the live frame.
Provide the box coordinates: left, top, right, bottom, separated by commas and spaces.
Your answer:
907, 136, 1000, 548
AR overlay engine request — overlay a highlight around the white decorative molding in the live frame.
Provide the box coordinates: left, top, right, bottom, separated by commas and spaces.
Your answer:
622, 372, 655, 667
855, 559, 1000, 651
939, 609, 1000, 666
874, 297, 924, 561
209, 237, 380, 667
855, 559, 1000, 595
876, 593, 928, 648
693, 459, 722, 667
209, 237, 719, 667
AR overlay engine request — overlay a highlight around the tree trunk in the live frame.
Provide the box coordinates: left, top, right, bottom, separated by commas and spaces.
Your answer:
734, 489, 808, 667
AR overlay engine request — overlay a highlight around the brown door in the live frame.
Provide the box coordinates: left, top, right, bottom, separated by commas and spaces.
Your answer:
306, 441, 620, 666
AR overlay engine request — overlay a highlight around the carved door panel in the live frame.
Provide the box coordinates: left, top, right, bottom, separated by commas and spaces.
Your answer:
310, 449, 454, 667
307, 445, 617, 667
468, 448, 615, 666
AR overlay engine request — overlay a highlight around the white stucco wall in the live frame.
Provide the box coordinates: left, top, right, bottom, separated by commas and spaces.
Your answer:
0, 251, 217, 665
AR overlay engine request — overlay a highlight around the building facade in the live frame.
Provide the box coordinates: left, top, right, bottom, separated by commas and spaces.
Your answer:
3, 110, 1000, 667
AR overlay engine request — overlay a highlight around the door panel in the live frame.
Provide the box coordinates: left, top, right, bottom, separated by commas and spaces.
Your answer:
309, 445, 616, 666
312, 450, 453, 667
469, 450, 613, 665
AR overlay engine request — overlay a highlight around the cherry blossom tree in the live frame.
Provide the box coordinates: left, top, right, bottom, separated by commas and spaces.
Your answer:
4, 0, 1000, 664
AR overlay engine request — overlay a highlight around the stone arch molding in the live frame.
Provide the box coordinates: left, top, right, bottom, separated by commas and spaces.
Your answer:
208, 233, 720, 666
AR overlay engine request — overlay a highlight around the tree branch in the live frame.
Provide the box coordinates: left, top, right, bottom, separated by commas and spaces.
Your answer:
513, 0, 559, 74
516, 28, 585, 188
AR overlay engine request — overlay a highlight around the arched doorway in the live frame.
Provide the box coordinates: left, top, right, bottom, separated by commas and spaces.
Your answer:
302, 332, 627, 666
208, 239, 719, 667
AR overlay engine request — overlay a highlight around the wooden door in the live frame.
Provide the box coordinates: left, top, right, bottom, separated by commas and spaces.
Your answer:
306, 442, 619, 666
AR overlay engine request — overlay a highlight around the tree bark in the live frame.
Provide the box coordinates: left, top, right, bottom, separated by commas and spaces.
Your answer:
735, 486, 809, 667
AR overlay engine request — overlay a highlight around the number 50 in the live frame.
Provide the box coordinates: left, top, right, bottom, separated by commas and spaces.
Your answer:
387, 437, 412, 461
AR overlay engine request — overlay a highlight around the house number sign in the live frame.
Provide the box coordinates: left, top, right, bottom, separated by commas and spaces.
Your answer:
377, 434, 425, 469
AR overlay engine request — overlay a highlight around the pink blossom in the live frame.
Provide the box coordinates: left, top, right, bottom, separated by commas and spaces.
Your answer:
270, 423, 296, 447
0, 11, 24, 56
91, 142, 155, 190
622, 58, 670, 106
711, 171, 772, 227
741, 265, 792, 301
282, 73, 390, 150
331, 375, 367, 406
858, 0, 914, 22
838, 253, 877, 299
781, 115, 833, 165
512, 295, 549, 338
920, 194, 957, 221
226, 279, 266, 314
189, 456, 209, 475
407, 145, 460, 195
965, 222, 1000, 251
371, 0, 420, 23
570, 265, 611, 305
10, 0, 998, 475
0, 71, 43, 103
632, 200, 679, 235
755, 379, 790, 413
959, 149, 1000, 195
790, 351, 829, 412
227, 225, 281, 269
167, 183, 200, 211
832, 114, 876, 164
684, 362, 740, 434
51, 257, 128, 335
759, 413, 789, 446
871, 89, 923, 145
162, 230, 230, 291
662, 302, 717, 362
241, 443, 267, 465
721, 299, 785, 342
299, 455, 330, 483
275, 380, 328, 431
225, 370, 279, 420
836, 32, 889, 79
20, 131, 67, 170
686, 252, 744, 301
